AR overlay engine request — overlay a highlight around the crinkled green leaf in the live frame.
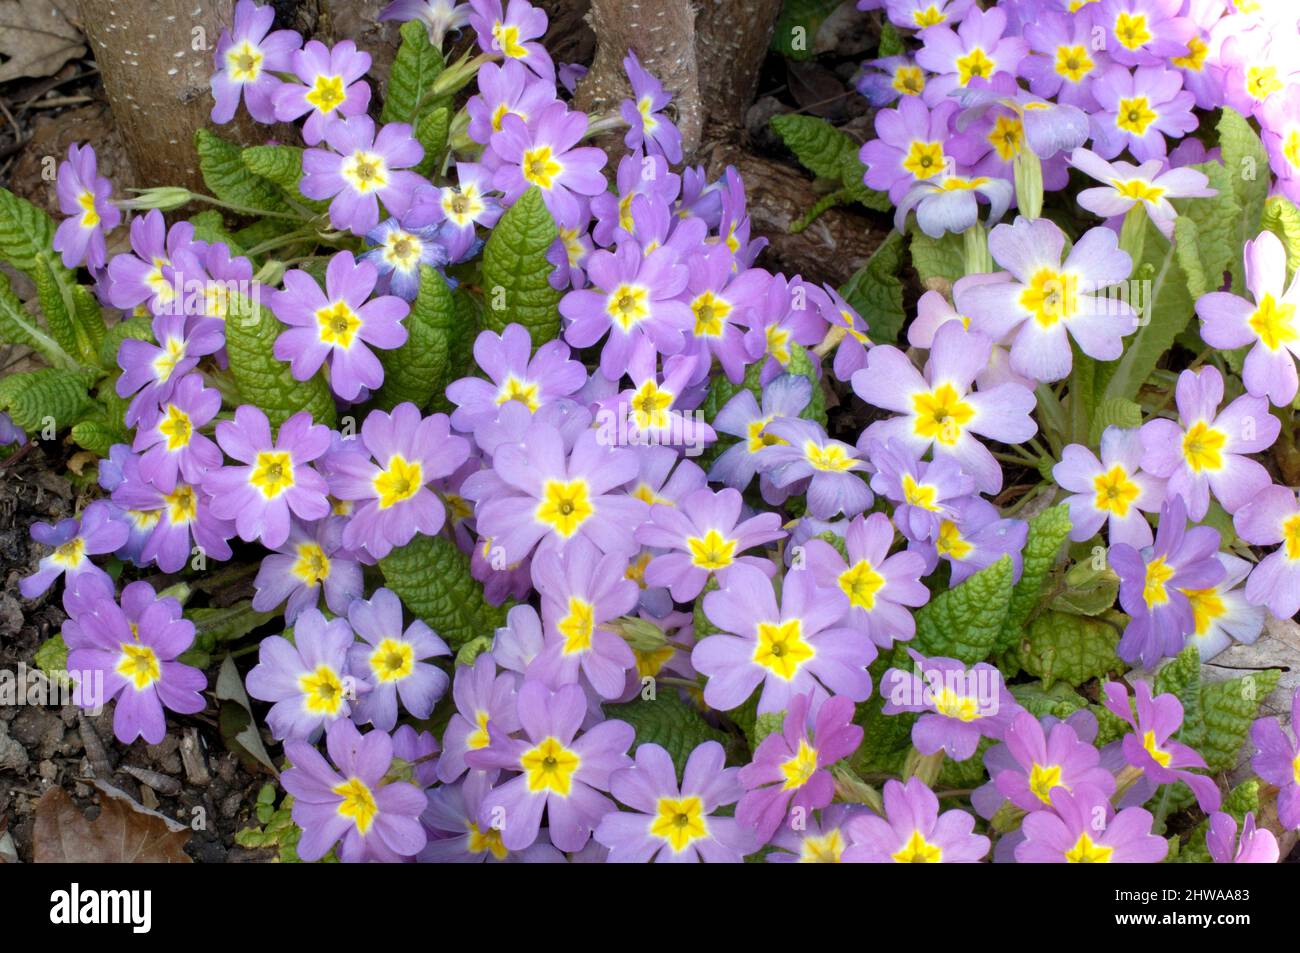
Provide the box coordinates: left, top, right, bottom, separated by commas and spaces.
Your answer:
1199, 669, 1281, 773
769, 114, 887, 217
225, 293, 337, 428
786, 342, 827, 425
840, 229, 905, 345
188, 602, 279, 646
1262, 194, 1300, 280
1049, 561, 1120, 617
99, 314, 153, 368
878, 20, 905, 57
0, 270, 74, 368
1153, 645, 1205, 750
188, 209, 243, 254
71, 283, 106, 366
907, 554, 1015, 664
70, 418, 127, 457
382, 19, 445, 125
908, 226, 964, 286
380, 533, 507, 649
414, 106, 451, 177
1012, 610, 1123, 689
241, 144, 306, 193
1174, 160, 1238, 299
1088, 396, 1142, 445
31, 250, 82, 361
999, 504, 1071, 649
0, 185, 59, 272
376, 266, 454, 411
480, 186, 561, 342
1217, 106, 1270, 292
0, 367, 93, 431
852, 687, 914, 775
195, 129, 291, 214
603, 693, 727, 775
34, 633, 68, 677
1009, 681, 1088, 720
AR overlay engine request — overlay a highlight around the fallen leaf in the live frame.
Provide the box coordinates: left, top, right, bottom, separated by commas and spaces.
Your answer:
33, 784, 191, 863
216, 653, 279, 776
0, 830, 17, 863
0, 0, 85, 82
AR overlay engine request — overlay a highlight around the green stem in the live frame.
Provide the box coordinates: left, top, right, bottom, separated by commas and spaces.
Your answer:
1118, 204, 1148, 267
1013, 149, 1043, 220
189, 193, 305, 222
962, 222, 992, 275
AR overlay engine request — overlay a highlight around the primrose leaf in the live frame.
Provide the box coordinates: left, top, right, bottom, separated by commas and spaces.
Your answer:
1000, 504, 1072, 648
382, 19, 445, 125
602, 693, 728, 775
379, 533, 507, 649
907, 554, 1015, 665
1012, 610, 1124, 689
840, 230, 906, 345
225, 293, 337, 429
375, 266, 455, 411
480, 186, 561, 343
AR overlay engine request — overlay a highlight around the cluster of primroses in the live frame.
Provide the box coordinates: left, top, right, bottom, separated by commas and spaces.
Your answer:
15, 0, 1300, 863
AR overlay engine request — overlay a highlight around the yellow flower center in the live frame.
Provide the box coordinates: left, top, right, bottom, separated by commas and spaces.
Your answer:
606, 283, 651, 330
892, 829, 943, 863
935, 519, 973, 560
1111, 177, 1165, 202
1246, 66, 1283, 102
893, 65, 926, 97
1172, 36, 1208, 72
780, 738, 820, 790
521, 145, 562, 190
370, 638, 415, 682
687, 528, 737, 571
1182, 585, 1225, 636
305, 74, 346, 113
1248, 292, 1297, 351
988, 114, 1024, 162
1028, 762, 1064, 804
492, 21, 527, 58
746, 416, 785, 454
1092, 465, 1141, 517
752, 618, 815, 680
691, 290, 732, 338
799, 830, 846, 862
77, 189, 100, 228
955, 47, 995, 86
153, 336, 186, 383
496, 374, 540, 411
225, 40, 263, 82
934, 687, 981, 722
839, 559, 885, 611
1020, 267, 1079, 327
650, 795, 709, 852
1181, 420, 1225, 472
1115, 96, 1158, 135
521, 736, 581, 795
1113, 12, 1151, 50
805, 441, 858, 472
116, 643, 161, 691
1142, 730, 1172, 767
902, 474, 938, 511
536, 479, 594, 537
467, 710, 492, 750
333, 777, 378, 835
292, 542, 331, 585
912, 383, 975, 446
299, 665, 345, 715
1283, 513, 1300, 561
316, 300, 362, 347
165, 484, 198, 524
52, 537, 86, 568
766, 324, 792, 365
1065, 832, 1113, 863
632, 380, 674, 430
341, 150, 388, 194
467, 822, 509, 859
373, 454, 424, 509
250, 450, 295, 499
558, 597, 595, 655
383, 230, 423, 270
1142, 555, 1175, 609
635, 643, 676, 679
913, 4, 945, 27
1055, 45, 1094, 83
902, 140, 946, 181
637, 96, 659, 131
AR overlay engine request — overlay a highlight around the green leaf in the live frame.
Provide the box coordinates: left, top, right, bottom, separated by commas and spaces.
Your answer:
188, 602, 279, 646
99, 314, 153, 368
1262, 194, 1300, 280
0, 368, 93, 431
1009, 681, 1088, 720
878, 20, 905, 57
71, 283, 106, 366
0, 271, 75, 368
908, 555, 1015, 664
908, 227, 964, 286
0, 186, 60, 273
188, 209, 243, 254
1217, 106, 1270, 292
1012, 611, 1123, 689
769, 114, 886, 214
31, 251, 81, 360
1199, 669, 1281, 773
379, 533, 507, 649
195, 129, 291, 215
786, 342, 826, 425
1172, 779, 1259, 864
1088, 396, 1142, 445
1049, 561, 1120, 617
414, 106, 451, 177
480, 187, 561, 342
770, 0, 842, 59
1174, 160, 1238, 299
694, 575, 723, 641
70, 418, 127, 457
839, 230, 905, 345
225, 293, 337, 429
375, 266, 455, 411
34, 633, 68, 677
1153, 645, 1205, 751
241, 144, 306, 193
602, 693, 728, 774
852, 685, 914, 775
382, 19, 445, 125
1000, 504, 1072, 647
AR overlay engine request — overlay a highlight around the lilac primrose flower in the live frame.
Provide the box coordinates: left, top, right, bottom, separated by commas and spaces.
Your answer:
1015, 785, 1167, 863
468, 0, 554, 83
0, 411, 24, 447
132, 372, 222, 494
110, 471, 234, 573
273, 39, 371, 145
884, 0, 973, 30
1069, 148, 1216, 240
737, 693, 863, 845
301, 116, 425, 235
466, 59, 557, 147
1020, 12, 1110, 108
802, 513, 930, 651
209, 0, 301, 124
866, 438, 976, 545
1235, 484, 1300, 620
600, 347, 714, 451
1110, 495, 1224, 666
1249, 686, 1300, 830
360, 218, 452, 301
346, 587, 450, 731
470, 417, 646, 564
881, 650, 1020, 760
681, 244, 771, 384
1098, 0, 1196, 67
989, 711, 1116, 814
1053, 426, 1165, 548
693, 562, 872, 714
469, 681, 634, 852
246, 607, 358, 741
1182, 553, 1264, 661
282, 718, 427, 862
417, 162, 503, 261
860, 98, 962, 204
855, 55, 929, 107
596, 740, 750, 862
842, 777, 990, 863
447, 323, 586, 435
272, 251, 409, 400
20, 503, 127, 599
1137, 365, 1278, 520
1102, 679, 1222, 812
252, 517, 362, 623
105, 210, 203, 315
326, 403, 470, 560
854, 322, 1037, 494
755, 417, 872, 520
437, 651, 521, 784
1197, 230, 1300, 406
766, 804, 865, 862
116, 311, 224, 427
961, 217, 1138, 382
379, 0, 471, 48
529, 536, 639, 700
708, 374, 812, 491
620, 51, 683, 164
1089, 65, 1197, 162
921, 496, 1027, 585
53, 143, 120, 271
1207, 812, 1280, 864
204, 407, 331, 549
65, 581, 206, 745
490, 102, 607, 228
914, 6, 1028, 102
636, 487, 785, 603
561, 241, 692, 380
895, 171, 1014, 241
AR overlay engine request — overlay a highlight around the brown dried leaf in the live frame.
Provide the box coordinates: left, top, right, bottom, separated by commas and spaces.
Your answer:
0, 0, 85, 83
33, 784, 192, 863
